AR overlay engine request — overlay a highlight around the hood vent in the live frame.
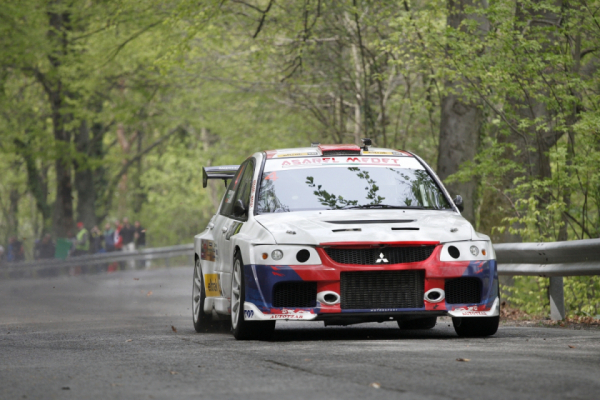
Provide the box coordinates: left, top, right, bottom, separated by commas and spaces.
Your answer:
392, 227, 419, 231
326, 219, 415, 225
332, 228, 362, 233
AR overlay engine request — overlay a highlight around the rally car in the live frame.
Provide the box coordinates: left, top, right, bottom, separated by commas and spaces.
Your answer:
192, 140, 499, 340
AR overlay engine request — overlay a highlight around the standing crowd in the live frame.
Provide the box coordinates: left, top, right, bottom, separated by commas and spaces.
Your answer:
79, 218, 146, 256
0, 218, 146, 264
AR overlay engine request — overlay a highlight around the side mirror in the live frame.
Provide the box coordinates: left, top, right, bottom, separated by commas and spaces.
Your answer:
453, 195, 464, 212
233, 199, 247, 217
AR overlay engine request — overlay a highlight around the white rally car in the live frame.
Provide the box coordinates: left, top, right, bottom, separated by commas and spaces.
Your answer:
193, 141, 499, 340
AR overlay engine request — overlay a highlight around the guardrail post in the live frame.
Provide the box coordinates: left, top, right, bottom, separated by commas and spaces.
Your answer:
549, 277, 565, 320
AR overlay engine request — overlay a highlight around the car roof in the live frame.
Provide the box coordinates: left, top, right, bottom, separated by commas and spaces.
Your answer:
264, 144, 413, 159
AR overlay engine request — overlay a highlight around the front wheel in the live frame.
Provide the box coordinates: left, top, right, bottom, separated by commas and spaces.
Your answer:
452, 316, 499, 337
231, 253, 275, 340
192, 259, 211, 332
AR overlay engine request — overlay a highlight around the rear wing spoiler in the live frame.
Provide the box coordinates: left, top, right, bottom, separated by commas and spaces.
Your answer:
202, 165, 240, 188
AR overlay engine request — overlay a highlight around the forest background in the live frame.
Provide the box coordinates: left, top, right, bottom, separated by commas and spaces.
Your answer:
1, 0, 599, 318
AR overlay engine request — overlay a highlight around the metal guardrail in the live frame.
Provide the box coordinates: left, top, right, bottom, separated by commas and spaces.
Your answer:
496, 238, 600, 320
3, 238, 599, 320
2, 244, 194, 274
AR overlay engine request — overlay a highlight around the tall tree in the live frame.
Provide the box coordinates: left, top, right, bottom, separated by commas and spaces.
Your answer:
437, 0, 489, 224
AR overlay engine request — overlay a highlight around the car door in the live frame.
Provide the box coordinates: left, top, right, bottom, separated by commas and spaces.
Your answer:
215, 160, 253, 274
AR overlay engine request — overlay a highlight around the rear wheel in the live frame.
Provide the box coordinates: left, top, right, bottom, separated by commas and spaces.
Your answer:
398, 316, 437, 330
452, 316, 499, 337
231, 252, 275, 340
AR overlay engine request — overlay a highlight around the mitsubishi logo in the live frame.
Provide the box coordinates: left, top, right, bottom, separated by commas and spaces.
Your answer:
376, 252, 388, 263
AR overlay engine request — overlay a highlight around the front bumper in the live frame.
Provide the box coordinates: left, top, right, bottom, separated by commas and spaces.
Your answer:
243, 246, 499, 321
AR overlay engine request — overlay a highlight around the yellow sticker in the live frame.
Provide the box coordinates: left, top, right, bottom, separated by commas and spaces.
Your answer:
276, 152, 317, 158
363, 151, 394, 155
204, 274, 221, 297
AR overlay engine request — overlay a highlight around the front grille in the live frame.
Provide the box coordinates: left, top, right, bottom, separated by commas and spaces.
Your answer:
325, 246, 435, 265
445, 278, 482, 304
322, 150, 361, 156
341, 270, 424, 309
272, 282, 317, 308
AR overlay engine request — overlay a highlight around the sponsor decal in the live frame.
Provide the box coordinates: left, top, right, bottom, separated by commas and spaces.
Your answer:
249, 179, 257, 209
451, 305, 488, 312
225, 189, 235, 203
275, 152, 318, 158
269, 308, 315, 319
200, 239, 216, 262
279, 157, 418, 168
204, 273, 221, 297
363, 151, 394, 155
244, 310, 254, 319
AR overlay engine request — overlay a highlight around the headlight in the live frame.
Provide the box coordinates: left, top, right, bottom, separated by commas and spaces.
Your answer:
470, 245, 479, 256
254, 245, 322, 265
440, 241, 493, 261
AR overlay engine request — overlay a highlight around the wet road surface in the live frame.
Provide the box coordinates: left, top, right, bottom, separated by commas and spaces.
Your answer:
1, 267, 599, 399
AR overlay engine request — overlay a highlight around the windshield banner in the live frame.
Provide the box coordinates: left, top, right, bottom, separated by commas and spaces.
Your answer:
266, 156, 424, 170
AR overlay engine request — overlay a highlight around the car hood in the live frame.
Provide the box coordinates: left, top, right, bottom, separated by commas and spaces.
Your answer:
254, 209, 475, 245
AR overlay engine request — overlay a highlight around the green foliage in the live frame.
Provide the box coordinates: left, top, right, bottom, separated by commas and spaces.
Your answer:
503, 276, 600, 318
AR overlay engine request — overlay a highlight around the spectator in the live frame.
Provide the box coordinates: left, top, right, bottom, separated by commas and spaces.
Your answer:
34, 238, 41, 259
66, 230, 76, 255
134, 221, 146, 250
120, 217, 136, 252
0, 244, 4, 265
38, 234, 55, 259
113, 221, 123, 251
120, 218, 136, 269
107, 221, 123, 273
73, 222, 90, 256
7, 237, 25, 262
103, 222, 115, 252
134, 221, 147, 269
90, 225, 104, 254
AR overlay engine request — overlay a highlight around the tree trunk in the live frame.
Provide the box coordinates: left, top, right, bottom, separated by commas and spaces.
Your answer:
8, 188, 20, 240
496, 0, 563, 243
47, 2, 74, 238
437, 0, 489, 225
13, 138, 52, 232
75, 120, 97, 229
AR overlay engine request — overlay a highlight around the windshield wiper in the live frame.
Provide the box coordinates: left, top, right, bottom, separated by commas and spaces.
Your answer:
340, 204, 428, 210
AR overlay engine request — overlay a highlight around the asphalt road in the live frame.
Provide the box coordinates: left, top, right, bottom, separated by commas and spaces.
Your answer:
1, 267, 599, 400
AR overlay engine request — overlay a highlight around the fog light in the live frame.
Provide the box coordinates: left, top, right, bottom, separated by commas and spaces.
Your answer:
470, 246, 479, 256
296, 249, 310, 263
448, 246, 460, 259
271, 250, 284, 260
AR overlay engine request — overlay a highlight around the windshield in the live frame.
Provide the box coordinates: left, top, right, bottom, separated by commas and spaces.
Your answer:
256, 165, 451, 213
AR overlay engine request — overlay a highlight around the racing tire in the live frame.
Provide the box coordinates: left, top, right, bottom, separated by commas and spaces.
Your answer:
398, 316, 437, 330
192, 258, 212, 332
230, 252, 275, 340
452, 315, 499, 337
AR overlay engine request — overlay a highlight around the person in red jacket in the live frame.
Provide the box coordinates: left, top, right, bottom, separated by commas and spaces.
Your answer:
113, 221, 123, 251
